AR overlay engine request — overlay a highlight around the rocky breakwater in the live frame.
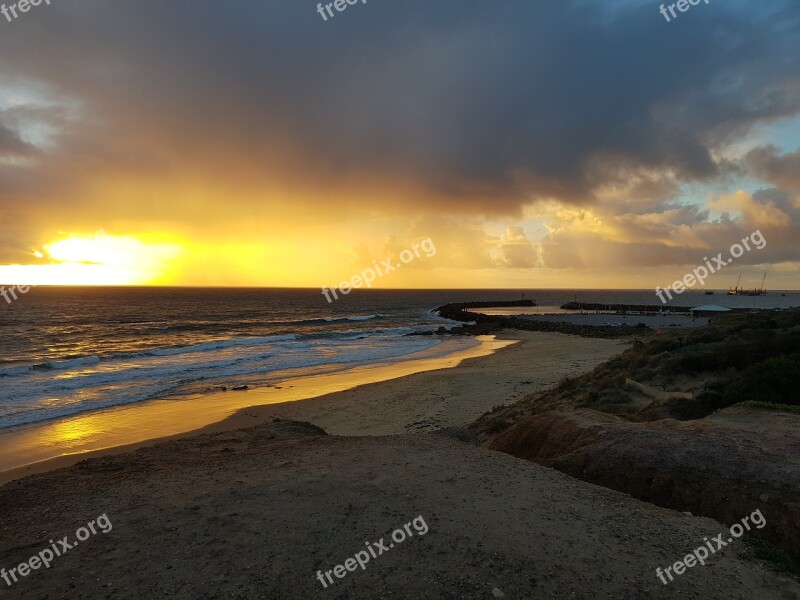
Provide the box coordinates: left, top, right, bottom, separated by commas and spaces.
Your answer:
434, 301, 650, 339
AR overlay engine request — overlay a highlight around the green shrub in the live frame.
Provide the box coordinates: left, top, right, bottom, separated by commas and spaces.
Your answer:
738, 401, 800, 415
724, 354, 800, 406
743, 538, 800, 576
665, 389, 737, 420
598, 388, 633, 405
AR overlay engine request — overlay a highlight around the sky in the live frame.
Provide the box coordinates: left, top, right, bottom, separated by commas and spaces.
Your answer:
1, 0, 799, 290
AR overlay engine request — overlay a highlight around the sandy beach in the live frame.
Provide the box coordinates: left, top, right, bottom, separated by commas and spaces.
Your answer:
2, 330, 798, 599
206, 330, 629, 437
0, 332, 624, 484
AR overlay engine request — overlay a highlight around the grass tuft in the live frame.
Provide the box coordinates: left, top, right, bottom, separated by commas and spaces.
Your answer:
743, 537, 800, 577
737, 401, 800, 416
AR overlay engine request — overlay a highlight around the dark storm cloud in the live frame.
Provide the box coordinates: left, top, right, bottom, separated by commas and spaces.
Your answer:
746, 146, 800, 194
0, 121, 36, 159
0, 0, 799, 214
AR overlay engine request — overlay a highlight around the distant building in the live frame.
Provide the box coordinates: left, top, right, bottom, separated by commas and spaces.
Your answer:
690, 305, 732, 319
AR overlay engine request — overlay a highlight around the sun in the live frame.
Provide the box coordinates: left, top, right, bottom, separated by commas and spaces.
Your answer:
45, 230, 147, 267
0, 230, 183, 286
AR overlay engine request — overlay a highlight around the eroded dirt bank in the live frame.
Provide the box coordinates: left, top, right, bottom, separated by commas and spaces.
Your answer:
490, 406, 800, 564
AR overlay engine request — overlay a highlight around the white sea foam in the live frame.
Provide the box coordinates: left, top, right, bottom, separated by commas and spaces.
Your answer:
0, 331, 443, 429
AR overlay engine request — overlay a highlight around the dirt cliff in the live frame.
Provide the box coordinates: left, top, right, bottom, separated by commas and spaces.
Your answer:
490, 406, 800, 563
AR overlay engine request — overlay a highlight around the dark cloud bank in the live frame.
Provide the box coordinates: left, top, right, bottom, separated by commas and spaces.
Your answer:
0, 0, 799, 267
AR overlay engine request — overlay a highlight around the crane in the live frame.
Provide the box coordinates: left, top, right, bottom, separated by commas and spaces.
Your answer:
727, 273, 742, 296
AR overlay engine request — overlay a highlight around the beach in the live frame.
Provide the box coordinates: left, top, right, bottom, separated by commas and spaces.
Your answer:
210, 330, 629, 437
4, 2, 800, 597
0, 331, 625, 483
1, 329, 798, 599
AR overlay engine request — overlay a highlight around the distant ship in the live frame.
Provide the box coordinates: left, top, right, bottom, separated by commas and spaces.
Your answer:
704, 291, 714, 295
727, 272, 767, 296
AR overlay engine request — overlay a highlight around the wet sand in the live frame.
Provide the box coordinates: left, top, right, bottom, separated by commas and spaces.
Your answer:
0, 336, 501, 482
0, 331, 626, 485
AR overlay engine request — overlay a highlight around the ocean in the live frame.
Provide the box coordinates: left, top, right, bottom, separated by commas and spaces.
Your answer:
1, 287, 797, 430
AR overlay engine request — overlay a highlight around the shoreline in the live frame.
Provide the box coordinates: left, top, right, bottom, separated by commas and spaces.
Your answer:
2, 329, 796, 599
0, 335, 510, 484
0, 330, 628, 486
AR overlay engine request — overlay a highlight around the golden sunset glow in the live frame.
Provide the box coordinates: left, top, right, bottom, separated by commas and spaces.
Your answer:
0, 1, 798, 290
0, 231, 183, 286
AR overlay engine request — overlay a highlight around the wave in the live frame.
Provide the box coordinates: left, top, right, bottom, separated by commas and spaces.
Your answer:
0, 333, 445, 429
0, 355, 103, 376
0, 318, 463, 381
149, 314, 387, 330
0, 335, 298, 377
0, 321, 460, 379
145, 334, 297, 357
323, 314, 384, 323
